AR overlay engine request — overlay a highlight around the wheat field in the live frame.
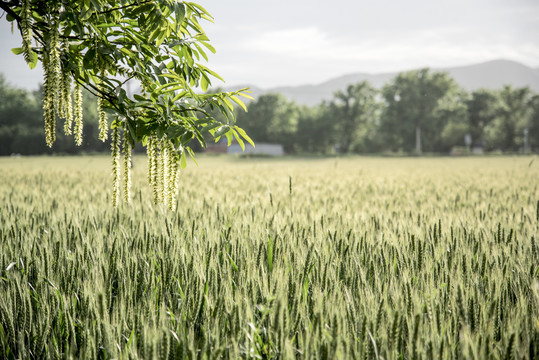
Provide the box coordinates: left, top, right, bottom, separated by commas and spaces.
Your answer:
1, 155, 538, 359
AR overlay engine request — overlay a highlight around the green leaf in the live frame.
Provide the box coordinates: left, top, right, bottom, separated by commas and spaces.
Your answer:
11, 47, 24, 55
237, 90, 254, 100
190, 3, 211, 17
227, 253, 238, 272
200, 122, 221, 134
83, 48, 96, 69
200, 75, 209, 93
222, 98, 234, 111
186, 147, 199, 166
231, 129, 244, 151
199, 41, 216, 54
213, 125, 229, 139
194, 43, 208, 62
180, 150, 187, 169
234, 126, 255, 148
28, 51, 39, 69
197, 64, 224, 82
174, 3, 186, 28
225, 131, 233, 146
229, 95, 247, 112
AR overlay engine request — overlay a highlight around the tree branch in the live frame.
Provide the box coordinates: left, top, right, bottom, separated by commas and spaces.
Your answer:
0, 1, 46, 46
0, 1, 21, 22
98, 0, 154, 15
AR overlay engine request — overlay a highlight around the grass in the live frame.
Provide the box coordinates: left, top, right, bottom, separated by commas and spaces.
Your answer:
1, 155, 538, 359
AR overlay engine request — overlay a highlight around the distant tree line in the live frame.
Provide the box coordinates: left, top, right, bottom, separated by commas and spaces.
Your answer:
236, 68, 539, 155
2, 69, 539, 155
0, 74, 112, 155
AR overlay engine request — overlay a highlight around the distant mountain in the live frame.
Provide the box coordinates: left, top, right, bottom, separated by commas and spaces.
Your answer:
227, 59, 539, 106
439, 60, 539, 93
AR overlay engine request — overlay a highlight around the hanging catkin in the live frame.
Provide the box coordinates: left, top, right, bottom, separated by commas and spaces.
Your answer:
43, 10, 61, 147
147, 136, 158, 204
111, 126, 121, 207
62, 72, 73, 135
97, 81, 108, 141
161, 141, 169, 208
73, 82, 83, 145
20, 0, 33, 65
167, 143, 180, 211
42, 59, 55, 147
123, 133, 132, 203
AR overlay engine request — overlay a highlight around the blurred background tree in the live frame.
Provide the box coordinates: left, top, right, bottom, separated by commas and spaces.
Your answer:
380, 69, 459, 154
236, 94, 299, 153
330, 81, 378, 154
484, 86, 533, 151
0, 74, 106, 155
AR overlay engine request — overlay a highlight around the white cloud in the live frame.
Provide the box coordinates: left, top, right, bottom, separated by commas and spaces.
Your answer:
236, 26, 539, 82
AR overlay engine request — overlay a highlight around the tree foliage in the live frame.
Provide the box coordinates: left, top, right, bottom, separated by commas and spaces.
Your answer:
0, 0, 252, 208
465, 89, 499, 146
236, 94, 298, 153
330, 82, 378, 154
294, 103, 336, 154
381, 69, 458, 153
529, 94, 539, 151
485, 85, 533, 151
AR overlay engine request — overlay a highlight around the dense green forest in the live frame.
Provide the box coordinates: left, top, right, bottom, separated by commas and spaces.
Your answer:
1, 68, 538, 155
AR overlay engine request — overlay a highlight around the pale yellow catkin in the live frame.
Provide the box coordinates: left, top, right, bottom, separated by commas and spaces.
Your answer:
73, 83, 83, 145
154, 140, 164, 204
43, 11, 61, 147
143, 138, 182, 208
20, 0, 32, 65
62, 73, 73, 134
123, 134, 132, 203
167, 143, 180, 211
161, 141, 169, 208
147, 136, 155, 186
49, 15, 61, 114
42, 60, 55, 147
57, 66, 66, 119
147, 137, 160, 205
111, 126, 121, 207
97, 84, 108, 141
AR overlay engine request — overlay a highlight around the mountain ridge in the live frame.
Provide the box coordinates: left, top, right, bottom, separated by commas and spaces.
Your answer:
225, 59, 539, 106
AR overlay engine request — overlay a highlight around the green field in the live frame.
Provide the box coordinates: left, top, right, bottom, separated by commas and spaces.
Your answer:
1, 155, 538, 359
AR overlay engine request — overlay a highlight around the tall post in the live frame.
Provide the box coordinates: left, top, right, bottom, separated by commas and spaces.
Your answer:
416, 126, 422, 155
523, 128, 529, 154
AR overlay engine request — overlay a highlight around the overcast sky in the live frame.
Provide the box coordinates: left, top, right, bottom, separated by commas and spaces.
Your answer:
1, 0, 538, 90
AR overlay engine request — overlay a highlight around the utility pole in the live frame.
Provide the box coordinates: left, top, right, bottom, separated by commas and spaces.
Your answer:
523, 128, 529, 154
415, 126, 422, 155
